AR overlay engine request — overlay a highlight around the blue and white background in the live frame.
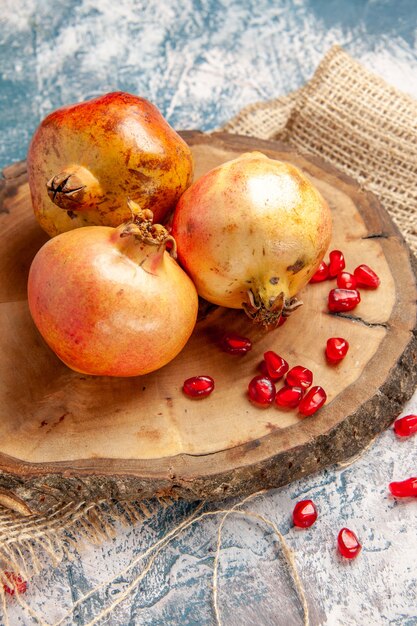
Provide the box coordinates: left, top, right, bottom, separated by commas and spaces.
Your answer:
1, 1, 417, 624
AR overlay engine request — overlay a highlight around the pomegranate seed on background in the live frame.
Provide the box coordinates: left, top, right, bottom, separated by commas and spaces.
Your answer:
3, 572, 27, 596
298, 386, 327, 416
286, 366, 313, 389
328, 288, 361, 312
328, 250, 345, 277
393, 414, 417, 438
310, 261, 330, 283
337, 528, 362, 559
278, 315, 287, 327
326, 337, 349, 364
248, 376, 276, 405
389, 477, 417, 498
275, 385, 304, 408
220, 333, 252, 355
354, 264, 380, 289
337, 271, 357, 290
263, 351, 289, 381
183, 376, 214, 398
293, 500, 318, 528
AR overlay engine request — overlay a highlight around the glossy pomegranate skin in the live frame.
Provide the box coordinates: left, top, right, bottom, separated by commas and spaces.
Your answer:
28, 92, 194, 237
28, 224, 198, 377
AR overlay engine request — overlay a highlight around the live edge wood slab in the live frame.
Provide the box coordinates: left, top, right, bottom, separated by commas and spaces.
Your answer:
0, 131, 416, 516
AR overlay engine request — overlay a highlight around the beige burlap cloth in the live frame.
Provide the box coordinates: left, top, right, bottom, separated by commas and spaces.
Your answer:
0, 44, 416, 607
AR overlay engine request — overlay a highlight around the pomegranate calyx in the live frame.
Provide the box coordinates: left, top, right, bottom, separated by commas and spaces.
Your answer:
243, 289, 302, 328
46, 165, 102, 212
120, 202, 177, 258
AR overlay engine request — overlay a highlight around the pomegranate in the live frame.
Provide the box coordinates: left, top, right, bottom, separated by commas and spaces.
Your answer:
27, 92, 194, 237
337, 528, 361, 559
171, 152, 332, 327
28, 204, 198, 376
183, 376, 215, 398
292, 500, 318, 528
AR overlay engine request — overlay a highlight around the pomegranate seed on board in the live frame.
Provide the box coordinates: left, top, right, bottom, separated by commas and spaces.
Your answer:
286, 366, 313, 389
337, 271, 357, 290
298, 386, 327, 416
248, 376, 276, 405
309, 261, 330, 283
394, 414, 417, 438
328, 288, 361, 312
220, 333, 252, 355
293, 500, 318, 528
263, 351, 289, 380
183, 376, 214, 398
354, 264, 380, 289
326, 337, 349, 364
3, 572, 27, 596
275, 385, 304, 408
337, 528, 361, 559
389, 477, 417, 497
328, 250, 345, 277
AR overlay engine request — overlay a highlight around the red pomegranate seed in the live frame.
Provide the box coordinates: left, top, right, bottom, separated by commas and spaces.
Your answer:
337, 271, 357, 290
337, 528, 361, 559
248, 376, 276, 405
389, 477, 417, 497
293, 500, 318, 528
286, 365, 313, 389
309, 261, 330, 283
275, 385, 304, 408
220, 333, 252, 355
3, 572, 27, 596
263, 351, 289, 381
394, 414, 417, 438
328, 288, 361, 312
278, 315, 287, 327
326, 337, 349, 364
183, 376, 214, 398
299, 386, 327, 416
354, 264, 380, 289
328, 250, 345, 278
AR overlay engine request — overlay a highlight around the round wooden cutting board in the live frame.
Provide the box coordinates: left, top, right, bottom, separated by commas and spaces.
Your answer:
0, 132, 416, 516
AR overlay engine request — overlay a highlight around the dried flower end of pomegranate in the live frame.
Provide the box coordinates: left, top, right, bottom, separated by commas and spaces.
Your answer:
293, 500, 318, 528
299, 386, 327, 416
328, 250, 345, 278
393, 414, 417, 438
3, 572, 27, 596
220, 333, 252, 355
326, 337, 349, 364
389, 477, 417, 498
328, 288, 361, 313
248, 376, 276, 406
183, 376, 214, 398
263, 351, 289, 380
286, 365, 313, 389
337, 528, 361, 559
275, 385, 304, 409
354, 264, 380, 289
310, 261, 330, 283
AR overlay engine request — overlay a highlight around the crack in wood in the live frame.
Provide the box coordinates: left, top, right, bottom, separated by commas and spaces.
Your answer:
362, 232, 389, 239
328, 311, 389, 329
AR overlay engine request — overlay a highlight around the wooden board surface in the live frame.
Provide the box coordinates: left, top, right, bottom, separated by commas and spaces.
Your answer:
0, 132, 416, 516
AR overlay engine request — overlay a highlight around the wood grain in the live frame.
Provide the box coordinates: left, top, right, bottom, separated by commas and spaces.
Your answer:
0, 132, 416, 515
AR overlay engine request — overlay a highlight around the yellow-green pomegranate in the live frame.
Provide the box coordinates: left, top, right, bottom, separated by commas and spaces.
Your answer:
171, 152, 332, 327
27, 92, 194, 237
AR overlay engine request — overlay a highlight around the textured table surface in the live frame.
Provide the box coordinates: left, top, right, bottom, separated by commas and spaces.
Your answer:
1, 1, 417, 625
